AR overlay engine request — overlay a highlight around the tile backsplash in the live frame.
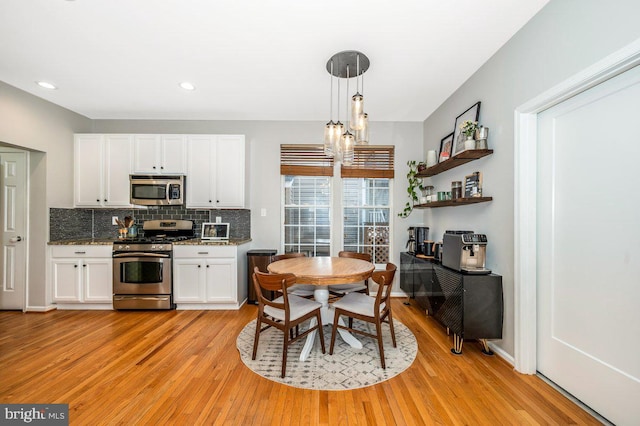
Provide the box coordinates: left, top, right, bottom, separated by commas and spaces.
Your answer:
50, 207, 251, 241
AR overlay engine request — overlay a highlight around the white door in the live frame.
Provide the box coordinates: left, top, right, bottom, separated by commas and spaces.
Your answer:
215, 135, 245, 208
205, 258, 236, 303
160, 135, 186, 174
104, 135, 133, 207
132, 135, 161, 173
186, 135, 215, 208
83, 258, 113, 302
537, 65, 640, 425
74, 134, 103, 207
0, 151, 28, 310
173, 259, 205, 303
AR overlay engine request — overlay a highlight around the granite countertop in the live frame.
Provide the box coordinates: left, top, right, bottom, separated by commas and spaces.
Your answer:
48, 238, 252, 246
48, 238, 115, 246
174, 238, 252, 246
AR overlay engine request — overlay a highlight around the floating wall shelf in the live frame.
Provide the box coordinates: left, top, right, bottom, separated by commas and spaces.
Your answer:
417, 149, 493, 178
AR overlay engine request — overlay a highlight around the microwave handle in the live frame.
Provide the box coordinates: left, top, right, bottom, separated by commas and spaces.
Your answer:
167, 182, 172, 199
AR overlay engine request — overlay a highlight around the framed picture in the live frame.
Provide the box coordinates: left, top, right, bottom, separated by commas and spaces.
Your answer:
464, 172, 482, 198
439, 132, 454, 163
452, 101, 481, 155
201, 222, 230, 240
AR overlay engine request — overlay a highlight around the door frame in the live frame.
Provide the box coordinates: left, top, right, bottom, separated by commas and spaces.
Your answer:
513, 37, 640, 374
514, 39, 640, 374
0, 147, 30, 311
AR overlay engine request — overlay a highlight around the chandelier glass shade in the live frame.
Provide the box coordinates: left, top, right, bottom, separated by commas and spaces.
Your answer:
324, 50, 370, 163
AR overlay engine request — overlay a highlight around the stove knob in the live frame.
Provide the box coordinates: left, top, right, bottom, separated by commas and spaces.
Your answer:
157, 245, 163, 250
125, 245, 130, 250
117, 245, 123, 250
151, 245, 156, 250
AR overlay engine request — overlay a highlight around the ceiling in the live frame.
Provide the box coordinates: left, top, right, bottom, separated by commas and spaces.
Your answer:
0, 0, 549, 122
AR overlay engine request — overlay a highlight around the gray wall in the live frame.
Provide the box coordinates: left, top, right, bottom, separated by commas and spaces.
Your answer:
422, 0, 640, 357
0, 81, 92, 309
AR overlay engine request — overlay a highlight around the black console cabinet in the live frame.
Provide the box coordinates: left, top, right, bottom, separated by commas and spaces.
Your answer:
400, 252, 503, 354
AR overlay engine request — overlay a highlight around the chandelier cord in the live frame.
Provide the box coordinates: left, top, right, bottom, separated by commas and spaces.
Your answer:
345, 64, 350, 130
329, 60, 334, 122
356, 54, 360, 94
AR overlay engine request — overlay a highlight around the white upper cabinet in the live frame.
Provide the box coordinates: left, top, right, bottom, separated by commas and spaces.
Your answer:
75, 134, 132, 208
186, 135, 245, 208
133, 135, 186, 174
74, 133, 244, 209
215, 135, 245, 208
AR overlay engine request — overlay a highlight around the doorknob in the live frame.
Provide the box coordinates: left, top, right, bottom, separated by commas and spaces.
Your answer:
9, 236, 22, 243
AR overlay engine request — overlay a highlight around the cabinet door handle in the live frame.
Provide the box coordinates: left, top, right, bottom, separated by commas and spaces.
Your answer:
160, 166, 164, 170
197, 252, 209, 255
198, 265, 201, 268
74, 265, 78, 268
96, 199, 100, 202
153, 166, 156, 169
206, 265, 209, 268
74, 251, 86, 254
83, 264, 86, 267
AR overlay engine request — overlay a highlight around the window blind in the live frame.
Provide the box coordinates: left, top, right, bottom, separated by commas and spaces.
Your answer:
280, 144, 334, 176
341, 145, 395, 178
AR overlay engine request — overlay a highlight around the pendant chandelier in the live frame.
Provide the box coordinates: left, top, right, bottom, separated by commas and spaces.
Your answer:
323, 50, 370, 165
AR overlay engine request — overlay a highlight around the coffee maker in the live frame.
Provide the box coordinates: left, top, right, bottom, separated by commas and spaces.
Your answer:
414, 226, 430, 256
442, 233, 491, 274
406, 227, 417, 254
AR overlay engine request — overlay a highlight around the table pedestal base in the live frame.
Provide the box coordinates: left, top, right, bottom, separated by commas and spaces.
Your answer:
299, 287, 362, 361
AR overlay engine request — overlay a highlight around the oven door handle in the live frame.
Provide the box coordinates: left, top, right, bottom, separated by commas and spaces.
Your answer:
113, 296, 171, 301
113, 252, 171, 258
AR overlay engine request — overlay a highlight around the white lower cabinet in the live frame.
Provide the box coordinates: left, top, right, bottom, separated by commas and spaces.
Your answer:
173, 245, 247, 309
50, 245, 113, 309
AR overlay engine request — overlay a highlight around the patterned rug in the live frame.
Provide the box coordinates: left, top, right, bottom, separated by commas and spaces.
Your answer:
236, 318, 417, 390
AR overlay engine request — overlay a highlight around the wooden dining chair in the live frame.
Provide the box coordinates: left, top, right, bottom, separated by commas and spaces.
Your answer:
329, 263, 397, 369
328, 251, 372, 297
252, 267, 325, 378
272, 252, 315, 298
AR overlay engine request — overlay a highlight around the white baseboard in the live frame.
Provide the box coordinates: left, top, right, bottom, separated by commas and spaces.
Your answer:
26, 304, 57, 312
488, 341, 516, 367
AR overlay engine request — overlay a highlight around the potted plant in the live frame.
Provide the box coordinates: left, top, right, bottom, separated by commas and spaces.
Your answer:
398, 160, 425, 218
461, 120, 478, 150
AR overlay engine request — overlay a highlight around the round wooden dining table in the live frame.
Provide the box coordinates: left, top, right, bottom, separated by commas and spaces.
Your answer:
268, 256, 375, 361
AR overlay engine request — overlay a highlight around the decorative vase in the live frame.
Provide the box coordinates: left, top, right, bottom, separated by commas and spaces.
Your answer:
464, 135, 475, 150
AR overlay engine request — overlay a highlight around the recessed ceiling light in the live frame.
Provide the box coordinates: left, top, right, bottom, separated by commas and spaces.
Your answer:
180, 82, 195, 91
36, 81, 57, 90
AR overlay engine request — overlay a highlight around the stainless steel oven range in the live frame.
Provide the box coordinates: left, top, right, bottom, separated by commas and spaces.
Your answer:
112, 219, 194, 310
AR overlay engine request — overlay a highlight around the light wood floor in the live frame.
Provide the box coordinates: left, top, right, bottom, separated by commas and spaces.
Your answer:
0, 300, 599, 425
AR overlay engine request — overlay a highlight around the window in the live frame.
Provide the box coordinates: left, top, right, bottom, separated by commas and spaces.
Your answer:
343, 178, 390, 264
280, 144, 394, 260
280, 145, 334, 256
283, 176, 331, 256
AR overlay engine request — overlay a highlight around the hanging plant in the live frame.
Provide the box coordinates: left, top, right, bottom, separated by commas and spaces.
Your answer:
398, 160, 425, 218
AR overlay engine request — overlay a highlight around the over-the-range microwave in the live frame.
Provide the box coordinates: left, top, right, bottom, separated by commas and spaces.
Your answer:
130, 175, 184, 206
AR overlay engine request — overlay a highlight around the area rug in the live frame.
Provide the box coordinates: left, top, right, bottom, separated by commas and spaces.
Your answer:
236, 319, 417, 390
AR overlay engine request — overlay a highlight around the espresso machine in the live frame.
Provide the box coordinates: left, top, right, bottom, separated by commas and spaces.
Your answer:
442, 233, 491, 274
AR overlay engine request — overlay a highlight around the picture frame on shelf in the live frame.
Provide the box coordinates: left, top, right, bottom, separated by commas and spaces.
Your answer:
201, 222, 230, 240
452, 101, 481, 155
464, 172, 483, 198
439, 132, 454, 163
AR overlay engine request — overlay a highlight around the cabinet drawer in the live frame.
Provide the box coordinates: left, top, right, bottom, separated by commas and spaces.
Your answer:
50, 245, 112, 258
173, 245, 236, 258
